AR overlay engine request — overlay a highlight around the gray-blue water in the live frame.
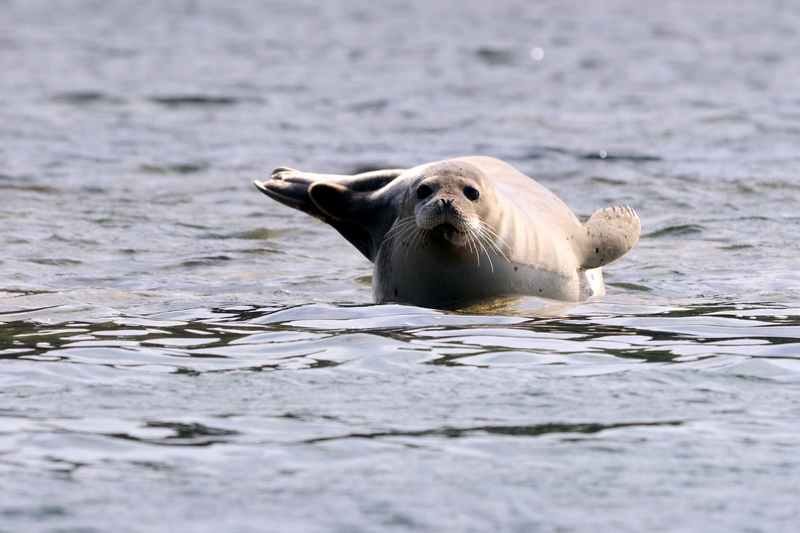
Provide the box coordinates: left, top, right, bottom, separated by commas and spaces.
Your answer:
2, 1, 800, 531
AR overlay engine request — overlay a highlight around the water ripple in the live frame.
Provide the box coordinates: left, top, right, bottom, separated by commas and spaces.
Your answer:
3, 303, 800, 380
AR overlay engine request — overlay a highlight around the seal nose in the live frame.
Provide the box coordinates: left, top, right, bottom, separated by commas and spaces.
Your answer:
439, 198, 454, 210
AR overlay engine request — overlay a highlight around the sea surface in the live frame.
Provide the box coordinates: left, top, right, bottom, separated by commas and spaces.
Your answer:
2, 1, 800, 531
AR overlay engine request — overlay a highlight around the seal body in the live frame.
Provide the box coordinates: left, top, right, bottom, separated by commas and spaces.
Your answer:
255, 156, 640, 309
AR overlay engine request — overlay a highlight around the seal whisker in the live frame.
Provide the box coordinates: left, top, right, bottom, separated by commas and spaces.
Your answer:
406, 227, 428, 258
397, 229, 420, 260
466, 230, 481, 267
472, 236, 489, 272
384, 216, 417, 241
474, 232, 496, 273
481, 238, 494, 272
421, 228, 432, 248
394, 221, 419, 245
479, 221, 511, 263
473, 234, 483, 268
385, 219, 416, 248
479, 221, 507, 247
387, 218, 420, 261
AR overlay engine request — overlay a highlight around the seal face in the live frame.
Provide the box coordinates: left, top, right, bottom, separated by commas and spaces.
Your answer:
392, 161, 496, 254
254, 156, 641, 309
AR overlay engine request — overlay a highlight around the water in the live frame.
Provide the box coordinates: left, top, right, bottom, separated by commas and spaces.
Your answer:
2, 0, 800, 531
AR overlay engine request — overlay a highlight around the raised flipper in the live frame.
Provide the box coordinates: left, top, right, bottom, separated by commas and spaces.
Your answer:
254, 167, 406, 221
254, 167, 407, 261
577, 206, 641, 269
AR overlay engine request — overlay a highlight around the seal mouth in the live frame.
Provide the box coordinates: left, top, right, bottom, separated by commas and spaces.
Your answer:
433, 223, 471, 246
385, 214, 510, 274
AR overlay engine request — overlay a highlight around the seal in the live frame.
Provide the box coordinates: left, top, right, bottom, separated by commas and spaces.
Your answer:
254, 156, 640, 309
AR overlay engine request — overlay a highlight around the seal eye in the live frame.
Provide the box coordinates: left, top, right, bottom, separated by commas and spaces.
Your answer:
463, 186, 480, 201
417, 184, 433, 200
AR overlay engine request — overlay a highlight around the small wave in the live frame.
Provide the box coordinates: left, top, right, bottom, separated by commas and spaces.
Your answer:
645, 224, 704, 238
52, 91, 123, 105
581, 151, 661, 162
148, 95, 239, 107
303, 420, 684, 443
139, 163, 208, 174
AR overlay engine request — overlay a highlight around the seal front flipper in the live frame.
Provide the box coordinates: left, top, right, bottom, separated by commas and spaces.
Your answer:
577, 205, 641, 269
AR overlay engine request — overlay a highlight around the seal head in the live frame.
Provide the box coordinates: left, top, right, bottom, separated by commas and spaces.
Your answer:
391, 161, 500, 251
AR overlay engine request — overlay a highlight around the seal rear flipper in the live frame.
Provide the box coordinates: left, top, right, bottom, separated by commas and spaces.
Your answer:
344, 168, 407, 191
255, 167, 405, 220
255, 167, 408, 262
254, 167, 323, 218
255, 177, 376, 259
308, 181, 399, 262
578, 206, 641, 269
